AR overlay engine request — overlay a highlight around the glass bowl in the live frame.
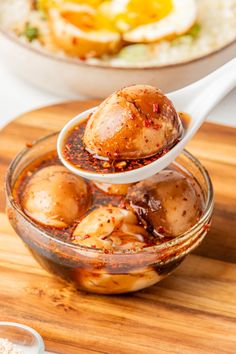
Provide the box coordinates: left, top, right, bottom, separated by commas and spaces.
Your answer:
0, 322, 44, 353
5, 133, 214, 294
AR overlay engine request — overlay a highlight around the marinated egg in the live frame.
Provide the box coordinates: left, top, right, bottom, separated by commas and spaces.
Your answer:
102, 0, 174, 32
116, 0, 197, 42
40, 0, 197, 58
73, 206, 148, 251
22, 165, 90, 228
83, 85, 183, 160
48, 2, 121, 57
93, 181, 132, 195
77, 268, 163, 294
127, 169, 203, 237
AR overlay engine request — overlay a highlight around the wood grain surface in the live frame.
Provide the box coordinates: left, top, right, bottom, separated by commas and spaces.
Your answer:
0, 101, 236, 354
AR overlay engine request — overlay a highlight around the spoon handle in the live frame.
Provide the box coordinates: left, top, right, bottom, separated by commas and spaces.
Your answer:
169, 58, 236, 124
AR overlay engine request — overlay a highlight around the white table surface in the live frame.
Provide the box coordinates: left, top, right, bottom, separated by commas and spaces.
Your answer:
0, 60, 236, 129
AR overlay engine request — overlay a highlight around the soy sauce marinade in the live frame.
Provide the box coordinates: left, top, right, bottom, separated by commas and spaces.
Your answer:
13, 151, 158, 246
14, 108, 190, 248
62, 113, 190, 174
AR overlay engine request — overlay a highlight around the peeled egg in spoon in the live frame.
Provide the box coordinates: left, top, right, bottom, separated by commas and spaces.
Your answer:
57, 59, 236, 184
83, 85, 183, 160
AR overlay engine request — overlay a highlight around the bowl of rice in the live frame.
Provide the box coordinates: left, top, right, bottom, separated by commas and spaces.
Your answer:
0, 0, 235, 98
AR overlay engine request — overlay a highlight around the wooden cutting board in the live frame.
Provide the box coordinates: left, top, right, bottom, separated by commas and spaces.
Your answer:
0, 101, 236, 354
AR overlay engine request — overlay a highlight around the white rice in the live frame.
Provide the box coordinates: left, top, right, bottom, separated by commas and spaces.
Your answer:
0, 0, 236, 67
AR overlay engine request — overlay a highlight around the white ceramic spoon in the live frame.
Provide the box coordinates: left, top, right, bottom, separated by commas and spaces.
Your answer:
57, 58, 236, 184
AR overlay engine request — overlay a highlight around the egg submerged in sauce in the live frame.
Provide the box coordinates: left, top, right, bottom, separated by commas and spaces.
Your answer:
21, 165, 91, 228
127, 169, 203, 238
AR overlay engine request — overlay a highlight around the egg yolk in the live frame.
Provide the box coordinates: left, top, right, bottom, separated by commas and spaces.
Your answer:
69, 0, 104, 5
61, 11, 92, 30
40, 0, 173, 32
44, 0, 115, 31
62, 10, 115, 31
115, 0, 173, 31
38, 0, 104, 11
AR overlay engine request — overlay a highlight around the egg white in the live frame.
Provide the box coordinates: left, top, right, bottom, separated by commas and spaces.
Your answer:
123, 0, 197, 43
48, 2, 121, 57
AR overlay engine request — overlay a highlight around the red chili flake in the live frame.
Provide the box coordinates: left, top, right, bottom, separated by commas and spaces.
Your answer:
83, 234, 91, 239
104, 249, 109, 254
183, 197, 188, 201
153, 103, 159, 113
91, 244, 97, 248
63, 116, 176, 175
26, 142, 33, 148
153, 124, 161, 130
203, 224, 210, 231
144, 119, 152, 128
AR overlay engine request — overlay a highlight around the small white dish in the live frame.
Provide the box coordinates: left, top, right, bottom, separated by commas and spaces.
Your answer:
0, 322, 45, 354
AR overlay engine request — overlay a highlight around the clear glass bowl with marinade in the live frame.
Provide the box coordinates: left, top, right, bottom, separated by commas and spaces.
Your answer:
5, 133, 213, 294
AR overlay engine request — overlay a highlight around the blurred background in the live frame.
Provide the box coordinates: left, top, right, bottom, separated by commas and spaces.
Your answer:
0, 0, 235, 128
